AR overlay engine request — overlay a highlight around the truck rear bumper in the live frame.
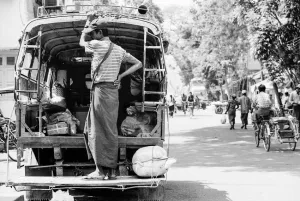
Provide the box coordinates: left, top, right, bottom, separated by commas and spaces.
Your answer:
7, 175, 166, 190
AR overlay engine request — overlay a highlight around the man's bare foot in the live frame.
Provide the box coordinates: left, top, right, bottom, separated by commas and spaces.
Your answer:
83, 170, 105, 179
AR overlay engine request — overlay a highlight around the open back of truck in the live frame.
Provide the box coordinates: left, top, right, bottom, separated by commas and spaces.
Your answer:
7, 4, 168, 201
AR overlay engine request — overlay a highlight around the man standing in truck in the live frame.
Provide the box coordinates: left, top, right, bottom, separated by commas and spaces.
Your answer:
80, 16, 142, 179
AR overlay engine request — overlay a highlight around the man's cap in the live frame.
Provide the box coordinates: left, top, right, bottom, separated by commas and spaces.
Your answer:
232, 94, 236, 97
82, 19, 109, 34
296, 84, 300, 89
242, 90, 247, 94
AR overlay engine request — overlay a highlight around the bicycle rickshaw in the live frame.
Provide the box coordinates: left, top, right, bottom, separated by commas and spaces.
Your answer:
254, 111, 299, 152
214, 101, 228, 114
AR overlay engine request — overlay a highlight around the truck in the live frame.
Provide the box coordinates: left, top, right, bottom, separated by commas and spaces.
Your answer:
5, 1, 168, 200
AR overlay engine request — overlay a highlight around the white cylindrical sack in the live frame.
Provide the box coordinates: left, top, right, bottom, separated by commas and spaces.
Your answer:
132, 146, 176, 177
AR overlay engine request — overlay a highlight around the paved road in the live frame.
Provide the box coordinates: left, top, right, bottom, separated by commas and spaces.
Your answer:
165, 107, 300, 201
1, 106, 300, 200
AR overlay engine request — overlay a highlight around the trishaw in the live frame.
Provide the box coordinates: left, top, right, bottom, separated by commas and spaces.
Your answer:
214, 101, 228, 114
5, 2, 169, 201
254, 112, 299, 152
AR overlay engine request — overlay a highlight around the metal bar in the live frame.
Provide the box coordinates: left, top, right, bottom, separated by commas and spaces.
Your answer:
15, 90, 38, 93
142, 27, 147, 112
37, 28, 43, 136
144, 91, 166, 95
17, 68, 39, 71
25, 45, 39, 49
146, 46, 161, 49
144, 69, 165, 72
159, 35, 168, 95
144, 101, 164, 105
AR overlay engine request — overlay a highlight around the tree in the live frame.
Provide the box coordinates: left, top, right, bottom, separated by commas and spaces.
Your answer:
235, 0, 300, 85
190, 0, 250, 96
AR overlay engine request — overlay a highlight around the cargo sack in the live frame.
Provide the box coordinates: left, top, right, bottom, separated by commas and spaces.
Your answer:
48, 109, 80, 135
120, 116, 153, 137
221, 114, 226, 124
132, 146, 176, 177
47, 122, 69, 135
120, 106, 155, 137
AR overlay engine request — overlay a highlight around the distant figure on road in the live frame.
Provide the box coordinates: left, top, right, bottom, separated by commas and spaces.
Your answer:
168, 95, 175, 118
225, 94, 239, 130
289, 84, 300, 128
239, 90, 251, 129
188, 92, 195, 116
282, 91, 291, 110
181, 93, 187, 114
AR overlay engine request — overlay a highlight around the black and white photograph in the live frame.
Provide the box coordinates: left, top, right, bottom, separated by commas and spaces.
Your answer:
0, 0, 300, 200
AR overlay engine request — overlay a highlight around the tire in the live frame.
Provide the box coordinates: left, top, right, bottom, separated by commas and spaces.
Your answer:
202, 103, 207, 110
215, 107, 223, 114
288, 138, 297, 151
263, 123, 271, 152
255, 130, 260, 147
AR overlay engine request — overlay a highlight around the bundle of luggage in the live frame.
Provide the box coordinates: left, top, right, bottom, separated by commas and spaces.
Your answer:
46, 109, 80, 135
120, 106, 156, 137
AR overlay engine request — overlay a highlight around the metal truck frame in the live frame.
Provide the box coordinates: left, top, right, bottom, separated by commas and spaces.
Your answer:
6, 3, 168, 201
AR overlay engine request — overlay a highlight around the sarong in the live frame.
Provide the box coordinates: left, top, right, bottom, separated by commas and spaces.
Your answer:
84, 83, 119, 168
228, 110, 236, 125
241, 113, 249, 125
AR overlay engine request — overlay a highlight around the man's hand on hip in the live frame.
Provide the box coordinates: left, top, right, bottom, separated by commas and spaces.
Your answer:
114, 76, 121, 89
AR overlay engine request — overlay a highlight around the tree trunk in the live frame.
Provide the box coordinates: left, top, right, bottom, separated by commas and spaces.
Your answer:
273, 82, 284, 117
219, 84, 223, 101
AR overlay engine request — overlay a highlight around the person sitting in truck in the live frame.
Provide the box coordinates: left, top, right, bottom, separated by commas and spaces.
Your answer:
79, 15, 142, 179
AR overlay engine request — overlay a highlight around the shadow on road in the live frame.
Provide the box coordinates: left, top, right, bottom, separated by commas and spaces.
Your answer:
165, 180, 231, 201
167, 124, 300, 173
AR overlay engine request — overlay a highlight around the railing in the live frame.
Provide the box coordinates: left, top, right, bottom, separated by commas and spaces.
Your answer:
37, 4, 149, 19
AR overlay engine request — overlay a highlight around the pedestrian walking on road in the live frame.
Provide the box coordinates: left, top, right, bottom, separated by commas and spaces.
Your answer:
225, 94, 239, 130
289, 84, 300, 128
239, 90, 251, 129
168, 95, 175, 118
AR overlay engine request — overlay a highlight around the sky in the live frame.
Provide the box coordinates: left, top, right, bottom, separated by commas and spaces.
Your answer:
152, 0, 193, 9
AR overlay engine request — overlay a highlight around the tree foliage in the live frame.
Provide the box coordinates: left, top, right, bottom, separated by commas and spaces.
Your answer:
163, 0, 250, 92
235, 0, 300, 84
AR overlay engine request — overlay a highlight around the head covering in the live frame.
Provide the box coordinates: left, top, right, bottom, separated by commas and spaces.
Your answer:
296, 84, 300, 89
82, 19, 109, 34
232, 94, 236, 98
242, 90, 246, 94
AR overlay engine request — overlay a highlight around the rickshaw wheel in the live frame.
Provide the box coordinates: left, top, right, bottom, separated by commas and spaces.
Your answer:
263, 124, 271, 152
288, 138, 297, 151
215, 107, 223, 114
255, 130, 260, 147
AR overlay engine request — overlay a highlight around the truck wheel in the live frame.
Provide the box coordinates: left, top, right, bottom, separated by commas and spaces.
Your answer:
138, 186, 165, 201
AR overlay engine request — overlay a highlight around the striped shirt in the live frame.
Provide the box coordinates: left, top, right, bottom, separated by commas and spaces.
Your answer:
85, 37, 139, 83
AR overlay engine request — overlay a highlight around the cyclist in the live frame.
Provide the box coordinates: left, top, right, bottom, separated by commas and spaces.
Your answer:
252, 84, 272, 131
187, 92, 195, 116
181, 93, 187, 114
